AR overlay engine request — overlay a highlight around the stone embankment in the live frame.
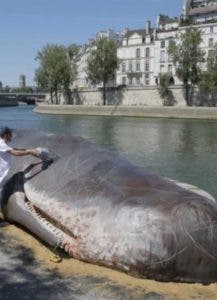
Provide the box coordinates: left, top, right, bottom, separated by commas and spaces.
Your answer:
34, 105, 217, 120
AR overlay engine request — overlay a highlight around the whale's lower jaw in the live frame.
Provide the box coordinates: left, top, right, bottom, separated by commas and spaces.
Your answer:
3, 191, 217, 285
5, 191, 79, 258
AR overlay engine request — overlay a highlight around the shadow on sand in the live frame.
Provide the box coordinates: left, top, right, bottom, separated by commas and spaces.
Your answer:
0, 225, 165, 300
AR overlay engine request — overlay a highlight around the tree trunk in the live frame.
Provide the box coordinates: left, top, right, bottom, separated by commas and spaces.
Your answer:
50, 89, 53, 104
185, 83, 190, 106
67, 87, 72, 104
190, 84, 195, 106
55, 89, 58, 104
103, 81, 106, 106
211, 91, 217, 107
63, 83, 71, 105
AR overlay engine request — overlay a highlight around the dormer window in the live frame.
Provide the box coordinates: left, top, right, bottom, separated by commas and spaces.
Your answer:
161, 40, 166, 48
122, 38, 128, 46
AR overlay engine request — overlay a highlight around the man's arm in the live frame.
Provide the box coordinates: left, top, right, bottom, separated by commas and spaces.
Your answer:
9, 148, 40, 157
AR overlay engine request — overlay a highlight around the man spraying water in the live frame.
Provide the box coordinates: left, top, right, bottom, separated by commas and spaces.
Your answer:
0, 127, 40, 188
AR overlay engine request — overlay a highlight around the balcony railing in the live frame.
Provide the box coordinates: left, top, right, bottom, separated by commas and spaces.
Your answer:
126, 70, 142, 75
180, 18, 217, 27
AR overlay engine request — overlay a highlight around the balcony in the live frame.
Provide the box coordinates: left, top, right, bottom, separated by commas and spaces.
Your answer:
180, 17, 217, 27
126, 70, 142, 76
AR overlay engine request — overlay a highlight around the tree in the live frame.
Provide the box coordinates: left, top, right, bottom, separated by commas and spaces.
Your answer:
35, 44, 77, 104
200, 45, 217, 106
158, 73, 175, 106
168, 27, 205, 106
67, 44, 80, 60
87, 37, 119, 105
64, 44, 80, 104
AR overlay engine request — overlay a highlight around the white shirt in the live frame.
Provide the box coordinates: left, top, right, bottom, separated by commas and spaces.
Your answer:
0, 138, 12, 186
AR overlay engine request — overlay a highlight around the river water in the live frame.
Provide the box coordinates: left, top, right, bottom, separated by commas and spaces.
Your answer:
1, 105, 217, 198
1, 105, 217, 299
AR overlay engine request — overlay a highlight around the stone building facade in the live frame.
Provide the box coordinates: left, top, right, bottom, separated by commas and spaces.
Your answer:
116, 0, 217, 88
73, 0, 217, 90
183, 0, 217, 23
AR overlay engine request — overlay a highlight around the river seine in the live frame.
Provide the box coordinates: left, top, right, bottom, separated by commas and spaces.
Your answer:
1, 105, 217, 198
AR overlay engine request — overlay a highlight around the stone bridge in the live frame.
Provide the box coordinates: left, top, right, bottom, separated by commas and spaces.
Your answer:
0, 92, 46, 105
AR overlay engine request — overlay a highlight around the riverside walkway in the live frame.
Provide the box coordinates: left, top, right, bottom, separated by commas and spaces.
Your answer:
35, 105, 217, 120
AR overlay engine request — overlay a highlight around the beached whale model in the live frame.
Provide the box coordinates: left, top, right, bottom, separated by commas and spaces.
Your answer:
1, 130, 217, 284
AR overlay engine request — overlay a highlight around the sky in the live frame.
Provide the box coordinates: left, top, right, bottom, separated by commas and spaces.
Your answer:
0, 0, 183, 87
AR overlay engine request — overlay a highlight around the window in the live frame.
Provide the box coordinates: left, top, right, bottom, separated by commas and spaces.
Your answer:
161, 40, 166, 48
168, 39, 175, 48
136, 77, 141, 85
145, 61, 150, 71
160, 50, 165, 62
145, 48, 150, 58
122, 77, 126, 85
209, 38, 214, 48
142, 37, 146, 44
136, 62, 140, 71
208, 49, 214, 57
145, 75, 150, 85
122, 63, 126, 72
168, 53, 173, 62
136, 48, 141, 58
160, 64, 165, 73
168, 64, 173, 73
210, 26, 214, 33
129, 62, 133, 72
129, 78, 133, 85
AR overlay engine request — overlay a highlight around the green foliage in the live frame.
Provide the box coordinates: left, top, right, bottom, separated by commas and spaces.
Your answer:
168, 27, 205, 106
158, 73, 175, 106
67, 44, 80, 60
200, 45, 217, 106
87, 37, 119, 105
35, 44, 77, 104
35, 67, 49, 91
179, 18, 192, 27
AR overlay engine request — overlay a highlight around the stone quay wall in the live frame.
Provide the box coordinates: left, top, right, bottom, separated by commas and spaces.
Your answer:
50, 86, 186, 107
0, 97, 18, 107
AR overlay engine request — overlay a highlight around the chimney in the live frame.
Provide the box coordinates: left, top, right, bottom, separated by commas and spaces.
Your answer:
146, 20, 151, 34
121, 28, 129, 36
154, 28, 157, 39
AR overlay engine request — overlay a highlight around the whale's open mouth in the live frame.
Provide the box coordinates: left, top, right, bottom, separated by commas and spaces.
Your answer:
5, 192, 79, 258
25, 199, 77, 241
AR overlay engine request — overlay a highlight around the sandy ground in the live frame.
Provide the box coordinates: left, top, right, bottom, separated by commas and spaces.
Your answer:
0, 214, 217, 300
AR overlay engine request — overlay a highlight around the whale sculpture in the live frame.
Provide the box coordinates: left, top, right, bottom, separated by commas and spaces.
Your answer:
1, 130, 217, 284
